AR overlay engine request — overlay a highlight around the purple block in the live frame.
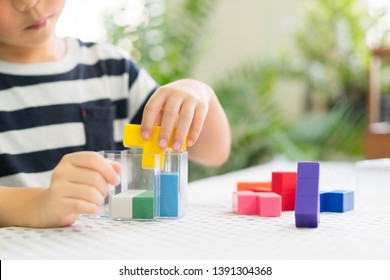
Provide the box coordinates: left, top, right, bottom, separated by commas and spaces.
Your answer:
295, 213, 319, 228
297, 162, 320, 179
295, 195, 319, 228
296, 178, 319, 197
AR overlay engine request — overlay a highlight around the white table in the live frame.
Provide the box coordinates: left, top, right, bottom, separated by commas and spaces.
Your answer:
1, 158, 389, 260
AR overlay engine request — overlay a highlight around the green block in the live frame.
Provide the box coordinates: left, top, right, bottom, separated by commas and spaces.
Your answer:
132, 191, 155, 219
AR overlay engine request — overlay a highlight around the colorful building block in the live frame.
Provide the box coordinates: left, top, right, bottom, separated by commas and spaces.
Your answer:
123, 124, 186, 169
257, 192, 281, 217
272, 172, 297, 211
132, 190, 155, 219
295, 195, 320, 228
233, 191, 282, 217
111, 190, 147, 219
319, 191, 326, 212
232, 191, 258, 215
237, 182, 272, 192
295, 162, 320, 228
322, 190, 354, 212
160, 172, 179, 217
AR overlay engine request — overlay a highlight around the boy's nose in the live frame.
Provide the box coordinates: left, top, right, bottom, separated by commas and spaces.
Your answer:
13, 0, 40, 12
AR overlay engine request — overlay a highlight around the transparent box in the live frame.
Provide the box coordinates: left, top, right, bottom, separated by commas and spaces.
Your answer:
160, 150, 188, 219
355, 158, 390, 208
96, 149, 187, 220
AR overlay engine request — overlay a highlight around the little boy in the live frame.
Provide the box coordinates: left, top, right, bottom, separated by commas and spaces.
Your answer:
0, 0, 231, 228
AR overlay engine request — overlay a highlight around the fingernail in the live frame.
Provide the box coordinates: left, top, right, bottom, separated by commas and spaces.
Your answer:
187, 139, 194, 147
141, 131, 150, 139
159, 138, 168, 149
113, 175, 121, 186
173, 141, 182, 151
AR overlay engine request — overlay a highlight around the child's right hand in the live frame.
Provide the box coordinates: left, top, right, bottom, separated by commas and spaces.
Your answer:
42, 152, 121, 227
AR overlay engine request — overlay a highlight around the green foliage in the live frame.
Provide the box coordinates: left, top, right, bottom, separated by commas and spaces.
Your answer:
294, 0, 373, 95
105, 0, 216, 84
104, 0, 389, 181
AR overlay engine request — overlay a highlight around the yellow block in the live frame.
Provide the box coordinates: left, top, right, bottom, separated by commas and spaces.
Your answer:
123, 124, 187, 169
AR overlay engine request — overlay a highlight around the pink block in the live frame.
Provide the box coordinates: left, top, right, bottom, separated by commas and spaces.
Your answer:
232, 191, 258, 215
257, 192, 281, 217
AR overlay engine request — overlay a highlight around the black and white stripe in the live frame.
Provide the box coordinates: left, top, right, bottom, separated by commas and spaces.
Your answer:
0, 37, 158, 187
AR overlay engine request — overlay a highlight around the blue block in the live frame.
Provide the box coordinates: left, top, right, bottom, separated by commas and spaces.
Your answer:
295, 195, 319, 228
160, 196, 179, 217
297, 162, 320, 179
319, 191, 326, 212
160, 173, 179, 196
296, 178, 319, 197
323, 190, 354, 212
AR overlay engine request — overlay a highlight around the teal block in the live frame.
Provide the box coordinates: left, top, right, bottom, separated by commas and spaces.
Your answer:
160, 196, 179, 217
160, 173, 179, 196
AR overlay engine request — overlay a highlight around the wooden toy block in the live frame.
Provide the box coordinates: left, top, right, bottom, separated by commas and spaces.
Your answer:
160, 172, 180, 217
271, 172, 297, 211
295, 161, 320, 228
232, 191, 258, 215
323, 190, 354, 212
110, 190, 146, 219
237, 182, 271, 192
256, 192, 281, 217
123, 124, 186, 169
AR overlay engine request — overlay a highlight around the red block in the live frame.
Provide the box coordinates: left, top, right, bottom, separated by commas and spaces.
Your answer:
272, 172, 297, 211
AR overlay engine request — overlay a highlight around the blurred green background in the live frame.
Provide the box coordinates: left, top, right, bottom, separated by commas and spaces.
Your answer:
59, 0, 390, 181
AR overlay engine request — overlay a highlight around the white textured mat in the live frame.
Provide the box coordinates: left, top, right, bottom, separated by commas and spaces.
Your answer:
1, 159, 389, 260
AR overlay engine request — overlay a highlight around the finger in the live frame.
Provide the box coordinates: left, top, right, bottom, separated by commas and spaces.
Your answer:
62, 198, 100, 215
62, 183, 106, 206
172, 101, 196, 151
187, 104, 208, 147
65, 152, 120, 186
110, 161, 122, 175
65, 167, 109, 196
158, 98, 182, 149
140, 93, 164, 140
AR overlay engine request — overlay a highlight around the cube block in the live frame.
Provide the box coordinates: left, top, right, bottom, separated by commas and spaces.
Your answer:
322, 190, 354, 212
132, 190, 155, 219
232, 191, 258, 215
160, 172, 180, 217
297, 162, 320, 179
257, 193, 281, 217
272, 172, 297, 211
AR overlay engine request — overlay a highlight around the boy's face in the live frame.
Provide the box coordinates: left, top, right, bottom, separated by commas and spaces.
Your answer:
0, 0, 66, 49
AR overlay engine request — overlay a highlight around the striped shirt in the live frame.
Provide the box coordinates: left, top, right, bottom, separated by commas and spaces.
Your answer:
0, 37, 158, 188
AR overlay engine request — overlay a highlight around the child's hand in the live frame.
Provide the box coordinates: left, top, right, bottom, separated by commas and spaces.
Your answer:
140, 79, 211, 152
42, 152, 121, 227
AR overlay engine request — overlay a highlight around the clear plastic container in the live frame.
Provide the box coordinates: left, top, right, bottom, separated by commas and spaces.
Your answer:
96, 149, 187, 220
160, 150, 188, 219
355, 158, 390, 208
